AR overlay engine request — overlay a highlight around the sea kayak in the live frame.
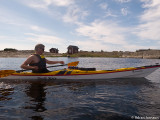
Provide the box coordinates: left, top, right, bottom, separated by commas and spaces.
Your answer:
0, 64, 159, 80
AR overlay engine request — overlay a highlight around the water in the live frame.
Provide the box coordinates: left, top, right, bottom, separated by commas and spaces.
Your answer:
0, 57, 160, 120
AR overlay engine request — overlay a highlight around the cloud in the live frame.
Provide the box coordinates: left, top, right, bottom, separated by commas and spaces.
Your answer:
74, 40, 123, 51
0, 35, 34, 50
18, 0, 87, 24
123, 44, 156, 51
0, 36, 8, 39
135, 21, 160, 40
74, 39, 152, 51
25, 33, 64, 45
0, 9, 52, 34
63, 6, 89, 24
17, 0, 76, 19
29, 25, 51, 33
121, 8, 129, 16
141, 0, 160, 8
99, 3, 108, 10
75, 19, 158, 51
49, 0, 75, 7
0, 42, 33, 50
135, 0, 160, 41
74, 40, 111, 51
141, 1, 160, 21
0, 7, 53, 33
115, 0, 131, 3
0, 6, 28, 26
76, 20, 127, 45
19, 0, 75, 8
0, 6, 50, 33
104, 10, 117, 17
74, 38, 159, 51
15, 0, 90, 27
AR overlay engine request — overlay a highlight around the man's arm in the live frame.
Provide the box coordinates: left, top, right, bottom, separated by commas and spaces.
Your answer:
45, 59, 64, 65
21, 55, 38, 70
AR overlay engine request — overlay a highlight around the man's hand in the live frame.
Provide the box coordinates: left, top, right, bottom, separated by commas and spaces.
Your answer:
32, 66, 39, 70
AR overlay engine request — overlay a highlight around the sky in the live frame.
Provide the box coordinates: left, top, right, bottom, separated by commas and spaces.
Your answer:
0, 0, 160, 53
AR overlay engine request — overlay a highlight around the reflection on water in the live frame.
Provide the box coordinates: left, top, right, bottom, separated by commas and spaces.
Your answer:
25, 83, 46, 111
25, 83, 46, 120
1, 78, 160, 120
0, 87, 14, 101
0, 57, 160, 119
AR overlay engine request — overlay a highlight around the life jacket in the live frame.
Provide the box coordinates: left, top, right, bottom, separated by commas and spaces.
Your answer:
29, 54, 49, 73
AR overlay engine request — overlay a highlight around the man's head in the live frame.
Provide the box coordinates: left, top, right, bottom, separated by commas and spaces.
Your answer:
35, 44, 45, 51
34, 44, 45, 54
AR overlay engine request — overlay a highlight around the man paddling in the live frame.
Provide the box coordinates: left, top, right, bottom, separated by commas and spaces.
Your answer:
21, 44, 64, 73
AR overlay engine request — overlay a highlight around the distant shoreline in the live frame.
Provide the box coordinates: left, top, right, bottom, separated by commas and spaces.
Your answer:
0, 50, 63, 58
64, 50, 160, 59
0, 50, 160, 59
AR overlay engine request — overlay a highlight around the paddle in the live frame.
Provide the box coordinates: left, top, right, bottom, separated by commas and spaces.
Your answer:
0, 61, 79, 78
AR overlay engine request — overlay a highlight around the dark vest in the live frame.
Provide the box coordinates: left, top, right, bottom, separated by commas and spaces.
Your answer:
29, 54, 49, 73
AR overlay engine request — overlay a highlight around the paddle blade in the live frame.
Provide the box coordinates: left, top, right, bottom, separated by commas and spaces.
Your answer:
0, 70, 16, 78
67, 61, 79, 67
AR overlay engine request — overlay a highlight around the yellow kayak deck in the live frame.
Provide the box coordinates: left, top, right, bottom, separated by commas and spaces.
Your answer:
11, 67, 140, 76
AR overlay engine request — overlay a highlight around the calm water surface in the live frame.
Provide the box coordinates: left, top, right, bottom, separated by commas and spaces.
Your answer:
0, 57, 160, 120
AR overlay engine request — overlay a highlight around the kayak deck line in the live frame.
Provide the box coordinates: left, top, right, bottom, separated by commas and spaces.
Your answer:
10, 64, 160, 77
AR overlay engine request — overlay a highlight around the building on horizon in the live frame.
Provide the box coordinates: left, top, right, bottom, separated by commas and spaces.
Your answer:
67, 45, 79, 54
50, 48, 59, 53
